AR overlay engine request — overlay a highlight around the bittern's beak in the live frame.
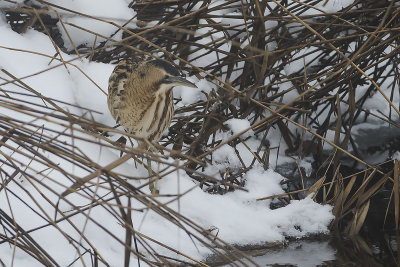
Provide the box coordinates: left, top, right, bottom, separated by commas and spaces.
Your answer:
164, 76, 197, 88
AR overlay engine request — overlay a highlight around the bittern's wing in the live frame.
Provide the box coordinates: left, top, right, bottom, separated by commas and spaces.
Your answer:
107, 59, 134, 124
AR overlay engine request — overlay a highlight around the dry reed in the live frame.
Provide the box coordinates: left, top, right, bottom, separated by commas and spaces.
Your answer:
1, 0, 400, 266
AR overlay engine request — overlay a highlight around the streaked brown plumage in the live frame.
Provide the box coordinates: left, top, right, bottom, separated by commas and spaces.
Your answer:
107, 56, 196, 193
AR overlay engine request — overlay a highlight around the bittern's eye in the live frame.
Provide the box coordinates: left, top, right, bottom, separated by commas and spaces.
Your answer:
139, 72, 145, 78
163, 75, 173, 83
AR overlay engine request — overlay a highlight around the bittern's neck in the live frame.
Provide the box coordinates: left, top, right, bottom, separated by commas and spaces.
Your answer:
125, 79, 154, 103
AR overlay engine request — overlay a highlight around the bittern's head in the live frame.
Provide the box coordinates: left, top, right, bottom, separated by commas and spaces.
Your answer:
134, 58, 197, 93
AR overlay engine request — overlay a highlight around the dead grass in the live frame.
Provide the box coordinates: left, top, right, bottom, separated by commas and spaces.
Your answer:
1, 0, 400, 266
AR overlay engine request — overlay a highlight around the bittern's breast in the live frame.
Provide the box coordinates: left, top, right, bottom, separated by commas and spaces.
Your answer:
110, 88, 174, 143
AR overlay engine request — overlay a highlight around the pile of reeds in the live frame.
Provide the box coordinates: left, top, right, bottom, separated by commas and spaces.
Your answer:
1, 0, 400, 265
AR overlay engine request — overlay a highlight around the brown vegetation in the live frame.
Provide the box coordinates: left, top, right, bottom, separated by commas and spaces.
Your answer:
1, 0, 400, 266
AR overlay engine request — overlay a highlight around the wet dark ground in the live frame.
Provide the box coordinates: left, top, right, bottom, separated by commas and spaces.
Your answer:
205, 232, 399, 266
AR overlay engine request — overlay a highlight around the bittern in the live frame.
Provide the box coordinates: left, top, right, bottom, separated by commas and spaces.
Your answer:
108, 56, 197, 194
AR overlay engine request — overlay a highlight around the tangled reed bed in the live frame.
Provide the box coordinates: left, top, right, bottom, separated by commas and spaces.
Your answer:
1, 0, 400, 266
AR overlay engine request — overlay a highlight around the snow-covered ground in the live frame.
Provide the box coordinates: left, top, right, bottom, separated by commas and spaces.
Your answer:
0, 1, 359, 266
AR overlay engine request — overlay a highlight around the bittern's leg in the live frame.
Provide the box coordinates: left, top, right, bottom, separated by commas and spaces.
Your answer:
115, 136, 127, 157
147, 157, 159, 194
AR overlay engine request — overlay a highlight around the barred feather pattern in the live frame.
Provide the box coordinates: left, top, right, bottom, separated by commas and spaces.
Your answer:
107, 56, 175, 148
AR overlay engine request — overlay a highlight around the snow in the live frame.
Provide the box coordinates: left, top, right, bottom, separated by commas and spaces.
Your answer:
286, 0, 354, 15
174, 77, 211, 105
0, 2, 336, 266
50, 0, 136, 50
393, 151, 400, 161
0, 0, 25, 8
284, 47, 321, 76
69, 60, 115, 124
225, 118, 254, 138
